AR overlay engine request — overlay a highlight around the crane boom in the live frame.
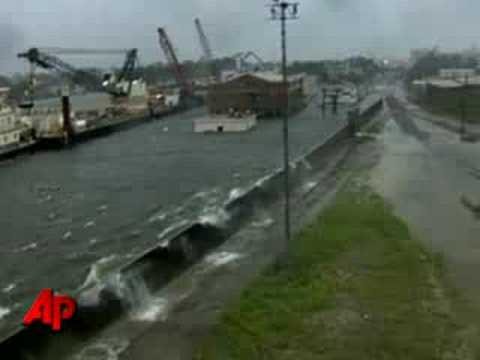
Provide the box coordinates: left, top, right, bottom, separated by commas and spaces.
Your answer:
18, 48, 103, 92
231, 51, 265, 73
18, 47, 139, 98
195, 18, 213, 61
194, 18, 219, 82
157, 27, 193, 96
38, 47, 132, 55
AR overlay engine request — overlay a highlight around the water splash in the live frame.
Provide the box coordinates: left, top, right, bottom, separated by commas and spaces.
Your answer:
81, 255, 119, 289
16, 243, 37, 252
227, 187, 247, 203
132, 297, 169, 322
252, 217, 274, 228
84, 221, 96, 228
1, 283, 16, 294
73, 338, 129, 360
97, 205, 108, 213
156, 220, 190, 242
303, 181, 318, 192
204, 252, 243, 268
0, 307, 11, 320
198, 207, 230, 228
148, 212, 167, 224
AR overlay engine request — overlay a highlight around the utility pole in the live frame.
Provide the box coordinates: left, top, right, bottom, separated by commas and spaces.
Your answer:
268, 0, 299, 247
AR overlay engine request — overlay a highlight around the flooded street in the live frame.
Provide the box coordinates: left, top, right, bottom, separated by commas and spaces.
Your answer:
371, 94, 480, 343
0, 94, 349, 339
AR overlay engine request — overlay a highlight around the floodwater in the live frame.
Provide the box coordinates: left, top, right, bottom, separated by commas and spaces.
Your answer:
0, 92, 348, 339
371, 93, 480, 343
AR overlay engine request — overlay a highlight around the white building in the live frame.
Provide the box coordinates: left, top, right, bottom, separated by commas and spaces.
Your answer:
0, 106, 33, 150
439, 68, 476, 80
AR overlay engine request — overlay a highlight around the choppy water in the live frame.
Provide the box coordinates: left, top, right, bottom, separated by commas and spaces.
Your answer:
0, 93, 347, 339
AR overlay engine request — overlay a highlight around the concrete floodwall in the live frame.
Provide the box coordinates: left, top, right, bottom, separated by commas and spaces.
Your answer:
0, 95, 384, 359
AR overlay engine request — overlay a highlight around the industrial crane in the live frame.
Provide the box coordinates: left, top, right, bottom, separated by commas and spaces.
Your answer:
17, 47, 139, 100
157, 27, 193, 97
231, 51, 266, 73
194, 18, 220, 82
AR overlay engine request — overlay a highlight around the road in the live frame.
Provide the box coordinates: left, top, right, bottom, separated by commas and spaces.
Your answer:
371, 89, 480, 351
0, 93, 349, 339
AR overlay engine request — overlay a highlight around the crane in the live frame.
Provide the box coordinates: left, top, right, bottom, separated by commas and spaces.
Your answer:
18, 48, 103, 93
231, 51, 266, 73
194, 18, 220, 82
17, 47, 140, 100
157, 27, 193, 97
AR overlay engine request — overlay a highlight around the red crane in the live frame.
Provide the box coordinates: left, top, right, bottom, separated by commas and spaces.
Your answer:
157, 27, 193, 97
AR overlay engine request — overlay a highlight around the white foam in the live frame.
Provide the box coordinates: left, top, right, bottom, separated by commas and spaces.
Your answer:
199, 207, 230, 227
193, 190, 211, 199
0, 306, 11, 320
227, 188, 247, 202
255, 173, 273, 187
2, 283, 16, 294
133, 298, 169, 322
63, 231, 72, 240
205, 252, 243, 267
84, 220, 96, 228
252, 218, 274, 228
159, 239, 170, 248
97, 204, 108, 212
148, 212, 167, 224
81, 255, 118, 289
17, 242, 37, 252
303, 181, 318, 192
156, 220, 190, 241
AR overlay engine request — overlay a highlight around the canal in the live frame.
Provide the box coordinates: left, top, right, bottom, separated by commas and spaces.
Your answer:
0, 93, 347, 339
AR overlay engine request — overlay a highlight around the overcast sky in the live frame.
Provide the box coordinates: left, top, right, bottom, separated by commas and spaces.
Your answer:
2, 0, 480, 74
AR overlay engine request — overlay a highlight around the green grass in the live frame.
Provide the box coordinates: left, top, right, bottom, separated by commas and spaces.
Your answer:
415, 95, 480, 124
196, 188, 459, 360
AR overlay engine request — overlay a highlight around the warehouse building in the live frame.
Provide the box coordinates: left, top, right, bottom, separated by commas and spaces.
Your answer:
207, 72, 305, 117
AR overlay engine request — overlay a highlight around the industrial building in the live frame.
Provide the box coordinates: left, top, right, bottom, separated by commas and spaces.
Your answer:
206, 72, 306, 117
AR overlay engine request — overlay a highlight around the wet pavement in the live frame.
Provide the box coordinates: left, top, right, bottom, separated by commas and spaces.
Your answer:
371, 92, 480, 345
0, 92, 349, 340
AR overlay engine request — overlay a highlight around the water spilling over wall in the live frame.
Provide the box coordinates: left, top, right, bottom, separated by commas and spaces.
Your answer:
0, 96, 384, 359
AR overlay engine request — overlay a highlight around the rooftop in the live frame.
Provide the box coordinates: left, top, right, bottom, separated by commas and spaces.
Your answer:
223, 71, 304, 84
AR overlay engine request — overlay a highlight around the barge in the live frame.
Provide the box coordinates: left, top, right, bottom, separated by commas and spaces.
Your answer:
0, 91, 37, 161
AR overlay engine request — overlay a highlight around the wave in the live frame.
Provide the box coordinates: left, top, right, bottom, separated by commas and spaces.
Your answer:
198, 207, 230, 228
0, 307, 10, 321
1, 283, 16, 294
81, 255, 119, 289
132, 297, 169, 322
204, 252, 243, 268
15, 243, 37, 253
227, 187, 248, 203
156, 220, 190, 244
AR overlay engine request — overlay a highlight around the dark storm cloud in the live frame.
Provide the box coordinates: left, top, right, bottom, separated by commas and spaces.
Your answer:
3, 0, 480, 73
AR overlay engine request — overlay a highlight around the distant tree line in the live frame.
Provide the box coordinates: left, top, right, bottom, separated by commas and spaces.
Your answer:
406, 51, 478, 83
288, 57, 382, 85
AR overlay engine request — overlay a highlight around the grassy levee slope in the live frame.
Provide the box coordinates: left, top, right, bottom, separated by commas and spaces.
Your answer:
196, 187, 459, 360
